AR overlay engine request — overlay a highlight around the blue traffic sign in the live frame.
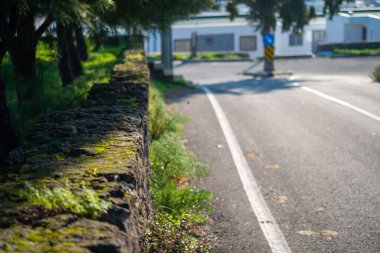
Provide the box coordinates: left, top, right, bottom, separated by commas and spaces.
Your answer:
263, 33, 275, 46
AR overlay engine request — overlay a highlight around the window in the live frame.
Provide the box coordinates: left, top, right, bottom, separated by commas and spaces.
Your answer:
197, 34, 234, 52
240, 36, 257, 51
289, 33, 303, 46
174, 39, 190, 52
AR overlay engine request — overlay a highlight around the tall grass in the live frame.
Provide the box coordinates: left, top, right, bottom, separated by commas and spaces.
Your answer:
1, 39, 125, 136
146, 81, 213, 252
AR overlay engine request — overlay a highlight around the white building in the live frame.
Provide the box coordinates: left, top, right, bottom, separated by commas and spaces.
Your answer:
326, 8, 380, 42
145, 14, 327, 58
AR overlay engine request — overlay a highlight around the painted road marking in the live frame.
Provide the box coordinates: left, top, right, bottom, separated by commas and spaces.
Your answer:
289, 77, 380, 123
202, 86, 291, 253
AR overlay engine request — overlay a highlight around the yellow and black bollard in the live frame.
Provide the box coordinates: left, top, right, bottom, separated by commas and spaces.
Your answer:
264, 45, 275, 62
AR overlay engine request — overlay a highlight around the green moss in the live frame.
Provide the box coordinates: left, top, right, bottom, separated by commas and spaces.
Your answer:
118, 98, 138, 107
1, 226, 89, 253
93, 139, 113, 154
61, 242, 76, 247
125, 54, 144, 62
84, 167, 100, 176
55, 153, 67, 161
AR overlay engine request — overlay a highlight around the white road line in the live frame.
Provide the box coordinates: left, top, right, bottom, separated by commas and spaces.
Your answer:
289, 79, 380, 123
202, 86, 291, 253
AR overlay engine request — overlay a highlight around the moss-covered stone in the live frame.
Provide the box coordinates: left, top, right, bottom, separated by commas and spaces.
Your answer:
0, 51, 151, 253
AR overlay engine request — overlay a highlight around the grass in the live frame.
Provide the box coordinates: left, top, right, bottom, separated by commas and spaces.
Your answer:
148, 52, 245, 61
1, 39, 125, 136
334, 48, 380, 55
372, 65, 380, 82
193, 52, 241, 61
146, 80, 213, 252
20, 182, 111, 218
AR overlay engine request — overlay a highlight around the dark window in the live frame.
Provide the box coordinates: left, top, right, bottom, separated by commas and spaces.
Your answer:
240, 36, 257, 51
362, 26, 367, 41
289, 33, 303, 46
197, 34, 234, 52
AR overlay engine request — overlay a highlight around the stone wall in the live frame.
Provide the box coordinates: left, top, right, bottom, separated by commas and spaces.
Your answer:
0, 52, 150, 253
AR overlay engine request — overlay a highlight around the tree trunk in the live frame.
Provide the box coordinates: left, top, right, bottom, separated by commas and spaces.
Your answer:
10, 13, 37, 80
66, 26, 83, 77
74, 26, 89, 61
0, 71, 20, 161
57, 24, 74, 85
9, 12, 41, 119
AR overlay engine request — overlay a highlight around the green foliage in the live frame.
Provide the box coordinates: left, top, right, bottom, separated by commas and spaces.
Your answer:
21, 183, 111, 218
372, 65, 380, 83
147, 81, 213, 252
151, 133, 208, 185
193, 52, 241, 61
2, 39, 123, 135
145, 212, 213, 253
149, 81, 187, 141
228, 0, 348, 33
105, 0, 216, 30
152, 180, 212, 218
334, 48, 380, 55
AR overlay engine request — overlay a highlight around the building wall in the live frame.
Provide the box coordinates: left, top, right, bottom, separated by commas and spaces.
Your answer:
145, 18, 326, 58
326, 15, 347, 43
368, 17, 380, 41
171, 24, 264, 58
326, 13, 380, 43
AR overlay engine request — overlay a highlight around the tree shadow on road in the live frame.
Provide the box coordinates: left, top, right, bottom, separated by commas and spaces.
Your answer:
165, 76, 301, 105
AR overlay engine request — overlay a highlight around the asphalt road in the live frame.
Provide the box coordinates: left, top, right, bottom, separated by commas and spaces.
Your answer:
170, 57, 380, 253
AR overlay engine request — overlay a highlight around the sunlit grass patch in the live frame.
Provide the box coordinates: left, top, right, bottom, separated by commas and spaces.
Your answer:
20, 182, 111, 218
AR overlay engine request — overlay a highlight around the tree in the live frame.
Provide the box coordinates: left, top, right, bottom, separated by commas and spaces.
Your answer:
0, 0, 216, 161
0, 0, 27, 160
227, 0, 346, 73
0, 0, 112, 159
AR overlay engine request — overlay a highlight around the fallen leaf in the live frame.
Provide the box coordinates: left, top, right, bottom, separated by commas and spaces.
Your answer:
272, 195, 288, 203
313, 207, 325, 213
245, 151, 259, 158
298, 230, 318, 236
265, 164, 280, 170
320, 230, 338, 237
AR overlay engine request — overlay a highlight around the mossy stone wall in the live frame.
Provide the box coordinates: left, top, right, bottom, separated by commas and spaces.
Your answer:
0, 52, 151, 253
